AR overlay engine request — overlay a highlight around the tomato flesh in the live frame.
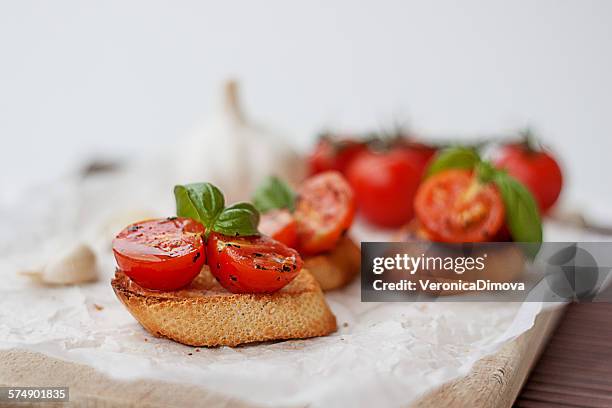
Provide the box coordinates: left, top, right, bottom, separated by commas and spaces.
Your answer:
494, 144, 563, 213
259, 209, 298, 248
206, 233, 302, 293
414, 170, 505, 242
294, 171, 355, 255
112, 218, 205, 290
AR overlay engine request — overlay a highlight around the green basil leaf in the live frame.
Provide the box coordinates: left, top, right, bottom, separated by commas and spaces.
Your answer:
493, 172, 543, 244
213, 202, 260, 237
252, 176, 296, 213
174, 182, 225, 227
426, 147, 481, 177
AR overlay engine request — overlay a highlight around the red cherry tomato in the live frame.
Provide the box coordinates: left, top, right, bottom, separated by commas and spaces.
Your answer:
494, 144, 563, 213
308, 137, 366, 175
395, 141, 438, 176
346, 148, 423, 227
206, 233, 302, 293
414, 169, 505, 242
294, 171, 355, 255
112, 218, 205, 290
258, 209, 298, 248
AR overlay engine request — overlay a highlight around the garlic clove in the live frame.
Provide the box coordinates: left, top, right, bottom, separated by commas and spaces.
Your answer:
20, 243, 99, 285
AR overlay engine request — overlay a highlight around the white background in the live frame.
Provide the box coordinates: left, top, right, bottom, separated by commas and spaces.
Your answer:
1, 0, 611, 213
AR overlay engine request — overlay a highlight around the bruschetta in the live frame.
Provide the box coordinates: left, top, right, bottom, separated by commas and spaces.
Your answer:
254, 171, 360, 291
111, 183, 337, 347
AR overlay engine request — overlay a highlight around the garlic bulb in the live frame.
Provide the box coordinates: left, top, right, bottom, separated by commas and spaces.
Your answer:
176, 81, 305, 202
20, 243, 98, 285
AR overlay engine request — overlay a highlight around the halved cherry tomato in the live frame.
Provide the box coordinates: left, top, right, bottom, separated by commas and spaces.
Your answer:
206, 233, 302, 293
294, 171, 355, 255
414, 169, 505, 242
112, 218, 205, 290
258, 209, 298, 248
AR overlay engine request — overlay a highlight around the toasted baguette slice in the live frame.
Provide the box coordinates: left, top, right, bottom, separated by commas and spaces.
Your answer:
112, 267, 337, 347
303, 236, 360, 291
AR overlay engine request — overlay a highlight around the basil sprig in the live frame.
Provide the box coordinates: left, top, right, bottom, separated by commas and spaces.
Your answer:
425, 147, 543, 244
174, 183, 259, 237
252, 176, 296, 213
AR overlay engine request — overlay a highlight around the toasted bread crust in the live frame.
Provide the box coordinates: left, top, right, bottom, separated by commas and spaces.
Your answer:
303, 236, 360, 291
112, 267, 337, 347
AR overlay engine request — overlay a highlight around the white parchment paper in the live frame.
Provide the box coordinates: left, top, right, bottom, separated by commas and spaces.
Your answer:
0, 159, 603, 408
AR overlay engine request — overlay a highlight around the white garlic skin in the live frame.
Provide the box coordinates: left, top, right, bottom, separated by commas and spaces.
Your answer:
21, 243, 99, 285
176, 80, 305, 202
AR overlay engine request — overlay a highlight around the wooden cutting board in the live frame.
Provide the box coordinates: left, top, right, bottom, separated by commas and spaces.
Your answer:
414, 306, 565, 407
0, 306, 564, 408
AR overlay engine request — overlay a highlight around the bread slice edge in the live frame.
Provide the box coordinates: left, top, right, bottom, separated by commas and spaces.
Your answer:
112, 269, 337, 347
304, 236, 361, 291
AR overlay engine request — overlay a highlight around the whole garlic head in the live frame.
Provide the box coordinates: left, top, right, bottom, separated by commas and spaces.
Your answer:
176, 81, 305, 202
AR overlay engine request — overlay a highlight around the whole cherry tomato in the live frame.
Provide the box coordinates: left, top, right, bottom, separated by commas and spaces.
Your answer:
112, 218, 205, 290
258, 209, 298, 248
494, 140, 563, 213
308, 136, 366, 175
346, 148, 424, 227
294, 171, 355, 254
395, 141, 437, 176
414, 169, 505, 242
206, 233, 302, 294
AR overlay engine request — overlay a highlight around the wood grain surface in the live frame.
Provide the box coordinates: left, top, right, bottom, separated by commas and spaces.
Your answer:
515, 303, 612, 408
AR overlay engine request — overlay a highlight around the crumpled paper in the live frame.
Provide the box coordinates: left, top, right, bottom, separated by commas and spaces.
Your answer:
0, 159, 603, 407
0, 269, 530, 407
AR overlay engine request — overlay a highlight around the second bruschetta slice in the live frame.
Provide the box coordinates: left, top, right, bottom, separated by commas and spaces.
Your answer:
254, 172, 361, 291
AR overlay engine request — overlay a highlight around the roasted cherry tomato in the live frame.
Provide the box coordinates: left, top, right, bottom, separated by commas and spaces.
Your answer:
258, 209, 298, 248
308, 136, 366, 175
414, 169, 505, 242
494, 143, 563, 213
112, 218, 205, 290
346, 148, 423, 227
206, 233, 302, 293
294, 171, 355, 255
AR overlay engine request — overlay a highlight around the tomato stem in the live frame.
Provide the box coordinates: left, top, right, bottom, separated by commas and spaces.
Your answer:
520, 127, 542, 154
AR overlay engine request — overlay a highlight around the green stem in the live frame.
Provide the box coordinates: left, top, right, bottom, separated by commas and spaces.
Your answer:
520, 127, 540, 153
